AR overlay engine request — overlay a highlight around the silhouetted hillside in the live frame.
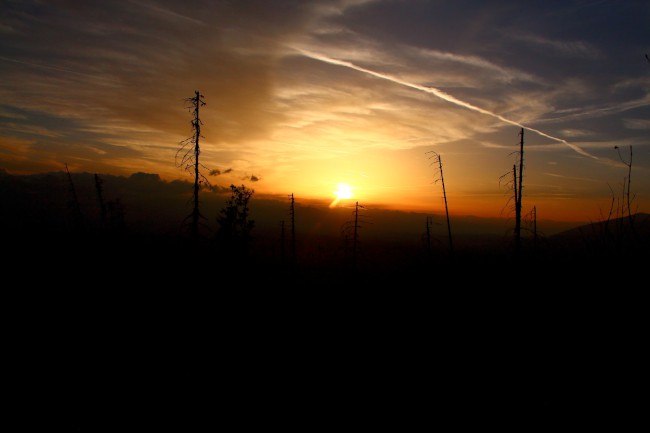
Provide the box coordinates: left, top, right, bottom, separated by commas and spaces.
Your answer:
543, 212, 650, 265
3, 169, 644, 286
0, 169, 578, 238
550, 212, 650, 241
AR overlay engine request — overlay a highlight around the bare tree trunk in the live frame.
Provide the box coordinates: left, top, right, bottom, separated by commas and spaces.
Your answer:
425, 216, 432, 257
94, 174, 107, 230
532, 205, 537, 254
427, 150, 453, 258
280, 219, 285, 265
191, 91, 202, 242
626, 146, 633, 230
514, 128, 524, 258
352, 201, 359, 270
615, 145, 635, 235
65, 163, 84, 232
289, 193, 296, 266
176, 90, 207, 242
438, 155, 454, 258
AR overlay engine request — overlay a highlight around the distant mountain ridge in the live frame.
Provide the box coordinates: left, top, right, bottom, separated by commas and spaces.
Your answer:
550, 212, 650, 240
0, 170, 583, 241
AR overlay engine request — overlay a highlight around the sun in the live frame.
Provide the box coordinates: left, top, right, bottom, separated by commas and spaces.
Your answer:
335, 183, 353, 199
330, 183, 354, 208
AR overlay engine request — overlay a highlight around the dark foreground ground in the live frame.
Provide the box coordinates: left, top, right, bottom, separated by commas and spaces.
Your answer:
5, 224, 647, 431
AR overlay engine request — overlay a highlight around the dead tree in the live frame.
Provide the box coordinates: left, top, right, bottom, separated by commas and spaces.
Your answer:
425, 216, 432, 256
352, 201, 360, 267
615, 145, 635, 231
513, 164, 518, 206
531, 206, 537, 251
280, 220, 286, 264
176, 90, 210, 242
499, 164, 517, 234
64, 163, 84, 232
94, 174, 107, 230
514, 128, 524, 258
523, 205, 539, 255
499, 129, 525, 258
341, 201, 369, 271
288, 193, 296, 265
426, 150, 453, 257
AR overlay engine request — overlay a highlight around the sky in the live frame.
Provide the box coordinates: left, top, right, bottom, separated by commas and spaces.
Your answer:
1, 0, 649, 222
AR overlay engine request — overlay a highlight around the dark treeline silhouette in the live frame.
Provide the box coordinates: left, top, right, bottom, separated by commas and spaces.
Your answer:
215, 183, 255, 261
2, 168, 648, 288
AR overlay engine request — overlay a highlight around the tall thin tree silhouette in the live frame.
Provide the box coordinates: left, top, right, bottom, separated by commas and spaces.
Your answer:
341, 201, 370, 271
288, 193, 296, 266
498, 129, 526, 259
615, 145, 634, 231
176, 90, 210, 242
424, 216, 432, 257
426, 150, 453, 257
94, 174, 107, 230
524, 205, 539, 255
64, 163, 84, 232
514, 128, 524, 258
279, 219, 286, 265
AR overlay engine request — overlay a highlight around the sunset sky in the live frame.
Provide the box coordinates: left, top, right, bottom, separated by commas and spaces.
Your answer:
1, 0, 649, 221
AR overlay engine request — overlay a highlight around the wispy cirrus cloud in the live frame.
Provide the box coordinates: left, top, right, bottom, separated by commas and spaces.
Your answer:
623, 118, 650, 130
507, 32, 600, 58
406, 47, 539, 84
538, 94, 650, 124
295, 48, 597, 158
128, 0, 208, 26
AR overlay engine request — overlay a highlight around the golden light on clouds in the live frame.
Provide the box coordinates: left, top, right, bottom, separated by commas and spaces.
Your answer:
0, 1, 648, 222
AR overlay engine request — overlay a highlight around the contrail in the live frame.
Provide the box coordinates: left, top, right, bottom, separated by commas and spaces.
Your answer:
296, 49, 597, 159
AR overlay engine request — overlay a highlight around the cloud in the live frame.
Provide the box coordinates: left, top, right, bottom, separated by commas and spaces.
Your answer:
407, 47, 538, 84
507, 32, 600, 58
623, 118, 650, 130
1, 0, 648, 218
558, 129, 594, 138
128, 0, 208, 26
0, 106, 26, 120
544, 95, 650, 124
479, 142, 510, 149
0, 122, 63, 138
544, 172, 600, 183
129, 172, 162, 183
241, 174, 261, 182
0, 1, 310, 157
296, 48, 597, 159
